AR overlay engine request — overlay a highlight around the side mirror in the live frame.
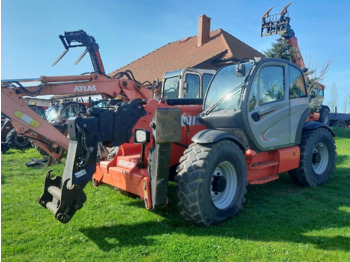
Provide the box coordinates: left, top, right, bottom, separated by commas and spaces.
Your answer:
153, 78, 159, 88
236, 64, 246, 77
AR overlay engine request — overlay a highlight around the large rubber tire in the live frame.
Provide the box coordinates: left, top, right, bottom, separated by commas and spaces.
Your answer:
6, 129, 31, 150
289, 128, 336, 187
319, 107, 330, 125
175, 140, 248, 226
333, 120, 348, 128
31, 125, 68, 156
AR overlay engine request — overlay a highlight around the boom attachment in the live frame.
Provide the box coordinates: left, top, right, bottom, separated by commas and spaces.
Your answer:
260, 2, 305, 70
38, 116, 100, 223
261, 2, 292, 37
52, 30, 105, 74
38, 99, 151, 222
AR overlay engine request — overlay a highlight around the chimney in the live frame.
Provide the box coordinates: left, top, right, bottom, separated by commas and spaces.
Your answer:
197, 14, 211, 47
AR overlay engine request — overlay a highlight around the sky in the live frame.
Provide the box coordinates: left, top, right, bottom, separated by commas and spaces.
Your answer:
2, 0, 350, 112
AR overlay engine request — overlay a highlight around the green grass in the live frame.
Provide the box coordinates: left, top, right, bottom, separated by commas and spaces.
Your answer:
2, 128, 350, 261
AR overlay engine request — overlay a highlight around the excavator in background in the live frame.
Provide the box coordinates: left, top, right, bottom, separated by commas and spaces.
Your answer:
1, 30, 153, 162
261, 2, 331, 124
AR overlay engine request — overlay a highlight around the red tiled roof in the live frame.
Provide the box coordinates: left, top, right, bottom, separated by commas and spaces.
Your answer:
109, 29, 263, 83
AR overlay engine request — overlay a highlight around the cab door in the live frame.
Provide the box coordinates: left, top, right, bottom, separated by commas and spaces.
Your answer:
288, 64, 310, 144
246, 62, 290, 151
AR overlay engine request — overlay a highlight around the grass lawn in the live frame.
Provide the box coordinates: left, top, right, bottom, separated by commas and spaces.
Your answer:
1, 128, 350, 261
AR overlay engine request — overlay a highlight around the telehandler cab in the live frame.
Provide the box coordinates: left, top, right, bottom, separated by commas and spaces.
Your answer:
39, 57, 336, 226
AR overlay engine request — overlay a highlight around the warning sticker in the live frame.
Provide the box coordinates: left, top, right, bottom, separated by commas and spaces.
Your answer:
75, 169, 87, 179
14, 110, 40, 128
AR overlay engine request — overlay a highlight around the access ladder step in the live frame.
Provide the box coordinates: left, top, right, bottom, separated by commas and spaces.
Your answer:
249, 174, 279, 185
249, 161, 278, 170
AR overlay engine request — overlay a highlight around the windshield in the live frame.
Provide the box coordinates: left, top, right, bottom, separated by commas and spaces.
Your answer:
204, 63, 253, 112
163, 76, 180, 98
94, 100, 108, 108
46, 105, 62, 122
29, 106, 45, 118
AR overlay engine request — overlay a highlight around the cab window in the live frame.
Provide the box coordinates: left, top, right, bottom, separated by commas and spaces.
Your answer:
184, 74, 200, 98
163, 77, 179, 98
79, 104, 86, 114
248, 66, 285, 111
37, 108, 45, 118
318, 88, 324, 96
289, 66, 306, 98
202, 73, 214, 97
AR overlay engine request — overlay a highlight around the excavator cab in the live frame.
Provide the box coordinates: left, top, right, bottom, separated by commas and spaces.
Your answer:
261, 2, 292, 37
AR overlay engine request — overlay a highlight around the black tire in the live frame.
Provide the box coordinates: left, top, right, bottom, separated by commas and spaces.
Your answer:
1, 142, 11, 154
289, 128, 336, 187
319, 107, 330, 125
334, 120, 347, 128
6, 129, 31, 150
31, 125, 68, 156
175, 140, 248, 226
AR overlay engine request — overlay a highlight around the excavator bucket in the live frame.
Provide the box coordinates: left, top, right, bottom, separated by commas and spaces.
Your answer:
261, 2, 292, 37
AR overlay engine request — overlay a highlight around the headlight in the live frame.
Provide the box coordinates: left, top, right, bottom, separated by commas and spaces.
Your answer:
134, 129, 150, 144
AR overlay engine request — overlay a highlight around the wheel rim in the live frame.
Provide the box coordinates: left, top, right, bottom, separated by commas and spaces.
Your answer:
14, 134, 29, 147
210, 161, 237, 209
312, 142, 329, 174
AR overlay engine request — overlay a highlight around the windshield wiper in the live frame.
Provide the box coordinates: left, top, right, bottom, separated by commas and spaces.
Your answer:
205, 83, 244, 115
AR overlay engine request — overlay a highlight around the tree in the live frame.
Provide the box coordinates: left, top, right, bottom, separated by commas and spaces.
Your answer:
343, 92, 350, 113
264, 38, 294, 61
327, 83, 338, 112
264, 38, 332, 93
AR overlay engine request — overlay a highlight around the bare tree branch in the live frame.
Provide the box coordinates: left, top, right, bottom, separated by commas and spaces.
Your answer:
327, 83, 338, 112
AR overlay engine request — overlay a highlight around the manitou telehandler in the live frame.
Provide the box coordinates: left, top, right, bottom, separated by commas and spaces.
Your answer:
38, 57, 336, 226
261, 2, 331, 124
